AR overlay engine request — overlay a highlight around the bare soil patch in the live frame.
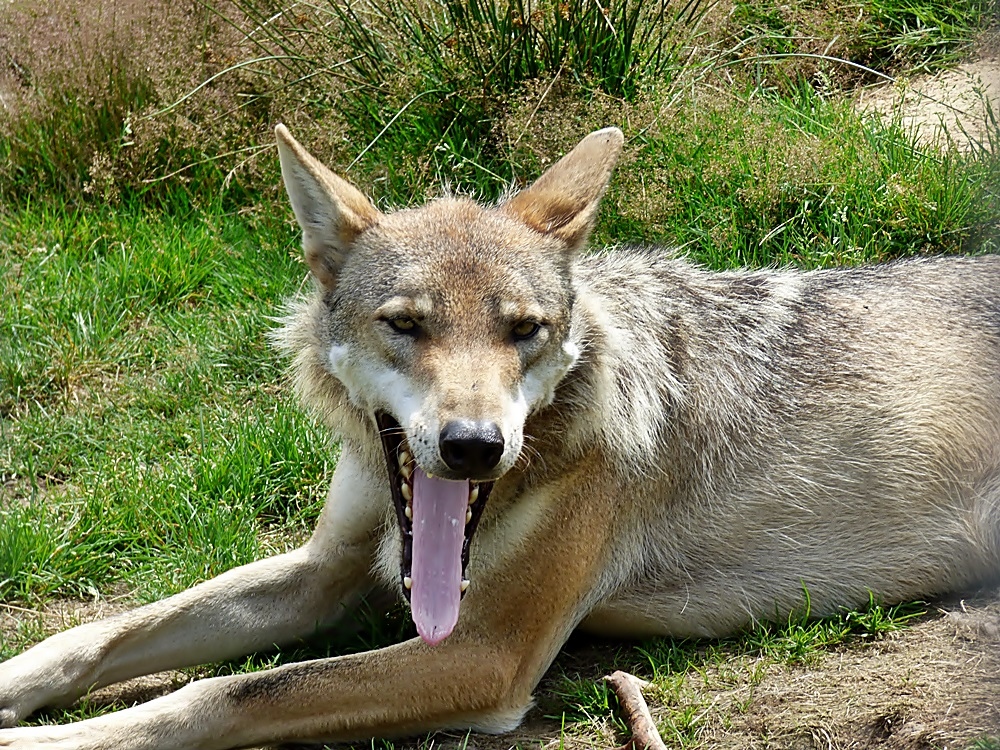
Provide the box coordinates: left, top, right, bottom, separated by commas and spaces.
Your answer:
859, 33, 1000, 151
466, 589, 1000, 750
698, 595, 1000, 750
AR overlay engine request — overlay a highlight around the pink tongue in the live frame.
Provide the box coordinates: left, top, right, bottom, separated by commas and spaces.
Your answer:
411, 468, 469, 646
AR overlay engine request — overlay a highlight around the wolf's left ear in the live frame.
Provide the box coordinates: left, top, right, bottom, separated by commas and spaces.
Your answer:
503, 127, 623, 251
275, 124, 381, 289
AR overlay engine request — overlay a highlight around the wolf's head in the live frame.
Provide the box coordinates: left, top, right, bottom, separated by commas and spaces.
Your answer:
276, 126, 623, 644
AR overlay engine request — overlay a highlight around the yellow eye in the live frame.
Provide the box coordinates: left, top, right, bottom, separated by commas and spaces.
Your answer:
388, 317, 418, 334
511, 320, 541, 341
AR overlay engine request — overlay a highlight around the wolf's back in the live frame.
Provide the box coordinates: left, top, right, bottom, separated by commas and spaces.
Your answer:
567, 252, 1000, 636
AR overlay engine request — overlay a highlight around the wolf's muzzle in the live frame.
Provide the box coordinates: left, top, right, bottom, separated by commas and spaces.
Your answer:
439, 420, 505, 477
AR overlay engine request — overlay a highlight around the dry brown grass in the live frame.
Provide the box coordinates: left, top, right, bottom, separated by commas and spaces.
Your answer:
0, 0, 277, 200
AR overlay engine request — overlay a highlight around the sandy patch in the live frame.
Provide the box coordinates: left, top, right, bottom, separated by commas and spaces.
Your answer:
858, 35, 1000, 151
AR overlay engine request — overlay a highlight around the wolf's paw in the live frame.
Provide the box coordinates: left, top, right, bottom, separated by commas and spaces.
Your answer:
0, 709, 19, 731
0, 717, 131, 750
0, 638, 99, 727
0, 669, 46, 728
0, 690, 36, 730
0, 724, 101, 750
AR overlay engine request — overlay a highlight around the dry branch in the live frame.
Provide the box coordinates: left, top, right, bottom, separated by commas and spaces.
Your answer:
604, 670, 666, 750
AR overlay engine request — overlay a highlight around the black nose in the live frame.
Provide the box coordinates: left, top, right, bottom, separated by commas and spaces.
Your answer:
439, 420, 505, 476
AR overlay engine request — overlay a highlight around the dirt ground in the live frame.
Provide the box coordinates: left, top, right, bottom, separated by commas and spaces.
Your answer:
698, 591, 1000, 750
858, 31, 1000, 151
474, 590, 1000, 750
3, 585, 999, 750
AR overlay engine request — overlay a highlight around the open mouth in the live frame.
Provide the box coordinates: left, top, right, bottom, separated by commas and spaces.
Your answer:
375, 412, 495, 645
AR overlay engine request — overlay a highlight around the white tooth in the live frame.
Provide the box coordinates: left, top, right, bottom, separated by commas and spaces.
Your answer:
426, 473, 435, 480
401, 483, 412, 502
398, 450, 411, 467
400, 463, 412, 480
469, 485, 479, 505
465, 508, 472, 524
460, 579, 470, 593
405, 504, 412, 520
404, 576, 413, 590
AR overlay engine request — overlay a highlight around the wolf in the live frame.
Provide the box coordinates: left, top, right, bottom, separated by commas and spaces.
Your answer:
0, 126, 998, 750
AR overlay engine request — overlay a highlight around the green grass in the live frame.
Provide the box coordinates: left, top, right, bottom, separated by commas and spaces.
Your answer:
5, 0, 983, 207
597, 83, 1000, 267
0, 198, 332, 604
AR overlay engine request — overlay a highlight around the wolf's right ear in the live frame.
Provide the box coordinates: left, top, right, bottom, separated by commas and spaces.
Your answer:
503, 127, 623, 252
275, 124, 381, 289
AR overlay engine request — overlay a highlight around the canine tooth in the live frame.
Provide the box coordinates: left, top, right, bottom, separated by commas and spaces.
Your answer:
405, 504, 412, 520
468, 485, 479, 504
398, 450, 411, 467
460, 579, 470, 593
401, 483, 412, 502
465, 508, 472, 524
404, 576, 413, 590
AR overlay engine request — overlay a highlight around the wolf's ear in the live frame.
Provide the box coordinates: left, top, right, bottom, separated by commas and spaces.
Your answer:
503, 127, 623, 251
275, 124, 381, 289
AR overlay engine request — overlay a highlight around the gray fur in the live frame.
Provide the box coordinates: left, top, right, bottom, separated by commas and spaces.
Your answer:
569, 252, 1000, 636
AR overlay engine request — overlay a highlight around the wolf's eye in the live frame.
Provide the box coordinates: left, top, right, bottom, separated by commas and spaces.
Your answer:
511, 320, 541, 341
387, 317, 418, 335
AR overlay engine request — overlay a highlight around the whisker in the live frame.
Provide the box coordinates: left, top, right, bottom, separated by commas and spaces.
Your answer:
514, 440, 546, 473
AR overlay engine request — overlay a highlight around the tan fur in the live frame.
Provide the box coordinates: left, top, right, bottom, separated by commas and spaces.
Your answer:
0, 127, 997, 750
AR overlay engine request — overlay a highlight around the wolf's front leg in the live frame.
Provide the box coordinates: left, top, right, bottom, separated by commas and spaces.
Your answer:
0, 581, 587, 750
0, 636, 524, 750
0, 474, 612, 750
0, 448, 384, 728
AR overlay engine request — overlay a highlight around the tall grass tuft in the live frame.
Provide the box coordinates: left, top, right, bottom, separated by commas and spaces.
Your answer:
331, 0, 696, 101
215, 0, 705, 200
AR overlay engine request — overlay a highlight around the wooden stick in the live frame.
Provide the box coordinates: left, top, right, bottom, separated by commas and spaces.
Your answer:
604, 670, 667, 750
